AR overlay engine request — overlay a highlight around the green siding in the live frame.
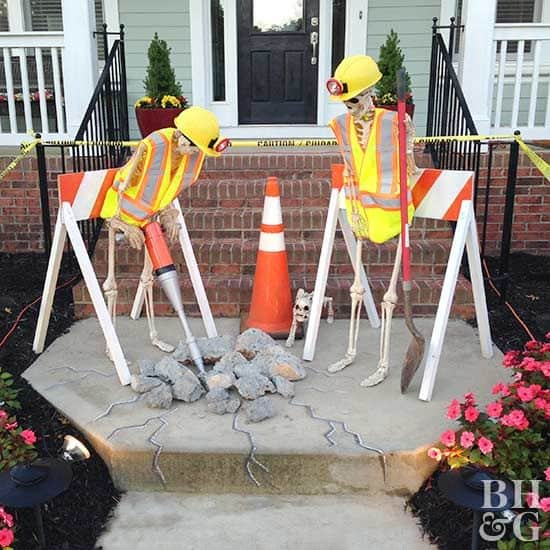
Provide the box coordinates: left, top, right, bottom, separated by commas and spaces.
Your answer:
366, 0, 441, 135
119, 0, 192, 138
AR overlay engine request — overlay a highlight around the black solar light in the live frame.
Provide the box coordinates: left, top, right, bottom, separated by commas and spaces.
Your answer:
0, 435, 90, 549
438, 466, 515, 550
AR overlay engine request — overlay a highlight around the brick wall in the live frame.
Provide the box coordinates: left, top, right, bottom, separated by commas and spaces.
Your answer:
1, 146, 548, 255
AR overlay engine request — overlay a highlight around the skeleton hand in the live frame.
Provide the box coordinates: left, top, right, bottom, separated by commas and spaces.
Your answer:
108, 217, 145, 250
159, 206, 181, 243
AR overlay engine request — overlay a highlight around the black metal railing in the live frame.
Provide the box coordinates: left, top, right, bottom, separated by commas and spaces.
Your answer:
425, 17, 520, 300
37, 25, 129, 257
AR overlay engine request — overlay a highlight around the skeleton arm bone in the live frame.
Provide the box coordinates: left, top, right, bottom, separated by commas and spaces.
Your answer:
404, 114, 419, 176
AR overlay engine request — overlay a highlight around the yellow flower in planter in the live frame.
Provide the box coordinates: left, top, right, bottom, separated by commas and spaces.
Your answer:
134, 96, 154, 108
160, 95, 181, 108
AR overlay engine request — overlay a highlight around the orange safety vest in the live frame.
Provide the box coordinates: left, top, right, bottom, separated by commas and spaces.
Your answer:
100, 128, 205, 226
329, 108, 414, 244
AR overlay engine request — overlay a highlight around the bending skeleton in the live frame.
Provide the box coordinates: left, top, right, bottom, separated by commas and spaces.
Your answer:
327, 67, 417, 386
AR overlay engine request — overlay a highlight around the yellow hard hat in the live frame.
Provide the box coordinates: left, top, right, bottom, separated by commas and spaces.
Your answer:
173, 106, 229, 157
326, 55, 382, 102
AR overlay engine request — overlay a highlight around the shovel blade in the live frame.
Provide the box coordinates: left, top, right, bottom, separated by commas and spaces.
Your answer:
400, 290, 425, 393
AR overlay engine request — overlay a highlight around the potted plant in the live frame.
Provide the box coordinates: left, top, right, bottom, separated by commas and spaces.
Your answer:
134, 32, 188, 137
375, 29, 415, 118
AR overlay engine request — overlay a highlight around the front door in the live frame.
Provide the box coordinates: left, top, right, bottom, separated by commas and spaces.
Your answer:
237, 0, 320, 124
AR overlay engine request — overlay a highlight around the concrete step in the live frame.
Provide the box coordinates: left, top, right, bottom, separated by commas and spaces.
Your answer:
97, 493, 434, 549
24, 318, 504, 498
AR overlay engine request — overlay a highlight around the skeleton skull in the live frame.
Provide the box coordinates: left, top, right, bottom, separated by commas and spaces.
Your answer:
344, 87, 375, 120
293, 288, 312, 323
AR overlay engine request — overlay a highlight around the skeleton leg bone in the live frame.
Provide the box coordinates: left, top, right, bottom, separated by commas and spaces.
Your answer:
324, 296, 335, 324
328, 238, 364, 373
361, 236, 402, 387
102, 223, 118, 360
285, 318, 298, 348
141, 251, 175, 353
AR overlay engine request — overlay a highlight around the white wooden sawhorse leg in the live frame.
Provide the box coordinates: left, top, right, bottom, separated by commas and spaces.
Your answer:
303, 189, 380, 361
418, 201, 493, 401
130, 199, 217, 338
33, 204, 131, 386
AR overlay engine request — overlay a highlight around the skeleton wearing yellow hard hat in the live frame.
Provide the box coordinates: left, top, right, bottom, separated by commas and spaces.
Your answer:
326, 55, 418, 386
100, 106, 229, 354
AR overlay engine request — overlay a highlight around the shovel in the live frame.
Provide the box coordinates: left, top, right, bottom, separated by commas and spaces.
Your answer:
396, 68, 425, 393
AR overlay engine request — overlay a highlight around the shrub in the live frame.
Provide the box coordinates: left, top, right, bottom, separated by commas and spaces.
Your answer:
0, 370, 20, 411
376, 29, 413, 105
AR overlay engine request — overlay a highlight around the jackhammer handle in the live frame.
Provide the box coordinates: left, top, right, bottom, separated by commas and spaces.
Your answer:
397, 67, 407, 103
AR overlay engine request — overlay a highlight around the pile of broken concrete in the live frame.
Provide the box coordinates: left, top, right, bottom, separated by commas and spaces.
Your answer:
129, 328, 306, 423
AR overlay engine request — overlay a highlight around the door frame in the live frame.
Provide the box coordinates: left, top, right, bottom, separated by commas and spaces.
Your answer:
189, 0, 369, 137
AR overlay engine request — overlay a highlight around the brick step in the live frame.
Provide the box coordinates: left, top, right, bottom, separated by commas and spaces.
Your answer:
92, 237, 455, 278
74, 273, 475, 320
169, 207, 454, 241
180, 179, 332, 209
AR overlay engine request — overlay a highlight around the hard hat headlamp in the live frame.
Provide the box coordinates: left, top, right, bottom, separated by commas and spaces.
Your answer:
209, 136, 231, 153
326, 78, 348, 96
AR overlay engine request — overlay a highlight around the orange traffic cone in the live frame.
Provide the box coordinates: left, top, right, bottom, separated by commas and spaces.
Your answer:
245, 176, 293, 338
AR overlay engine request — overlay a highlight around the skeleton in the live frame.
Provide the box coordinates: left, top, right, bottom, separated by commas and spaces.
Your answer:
102, 131, 195, 354
286, 288, 334, 348
327, 87, 418, 386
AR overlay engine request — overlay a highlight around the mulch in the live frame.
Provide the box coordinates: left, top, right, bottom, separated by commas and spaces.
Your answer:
0, 250, 548, 549
409, 251, 550, 549
0, 253, 120, 550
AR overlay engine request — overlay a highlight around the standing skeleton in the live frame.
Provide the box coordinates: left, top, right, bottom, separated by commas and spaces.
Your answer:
102, 130, 196, 354
327, 87, 417, 386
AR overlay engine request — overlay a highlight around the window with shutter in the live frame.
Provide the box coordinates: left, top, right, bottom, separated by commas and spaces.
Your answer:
0, 0, 9, 32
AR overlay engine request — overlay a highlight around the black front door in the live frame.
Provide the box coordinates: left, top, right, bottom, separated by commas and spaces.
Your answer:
237, 0, 320, 124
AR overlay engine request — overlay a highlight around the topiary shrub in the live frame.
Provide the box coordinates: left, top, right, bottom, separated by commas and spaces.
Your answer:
144, 32, 182, 100
376, 29, 413, 105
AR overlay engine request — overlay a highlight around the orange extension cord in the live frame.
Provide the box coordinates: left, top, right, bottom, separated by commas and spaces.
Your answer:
0, 275, 79, 349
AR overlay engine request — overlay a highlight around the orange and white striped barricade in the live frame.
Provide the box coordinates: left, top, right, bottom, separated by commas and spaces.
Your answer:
129, 197, 218, 339
32, 169, 132, 386
302, 164, 380, 362
411, 168, 493, 401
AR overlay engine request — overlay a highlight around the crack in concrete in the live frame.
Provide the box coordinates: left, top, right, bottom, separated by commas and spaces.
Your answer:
148, 407, 178, 485
43, 370, 116, 391
106, 408, 178, 484
288, 396, 387, 480
301, 386, 349, 395
305, 365, 357, 382
92, 395, 141, 422
231, 413, 270, 487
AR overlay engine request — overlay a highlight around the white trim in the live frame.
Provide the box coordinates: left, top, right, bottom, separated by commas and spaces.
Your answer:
190, 0, 359, 136
103, 0, 120, 48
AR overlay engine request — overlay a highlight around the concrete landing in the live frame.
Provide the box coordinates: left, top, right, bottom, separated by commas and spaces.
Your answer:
97, 493, 434, 549
24, 317, 503, 495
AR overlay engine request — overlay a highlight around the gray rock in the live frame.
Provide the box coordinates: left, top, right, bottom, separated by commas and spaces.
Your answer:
205, 371, 236, 390
263, 345, 307, 381
272, 375, 295, 398
130, 374, 162, 394
213, 351, 249, 375
235, 328, 276, 359
247, 352, 275, 378
243, 396, 276, 423
144, 382, 173, 409
233, 362, 262, 379
172, 370, 205, 402
155, 356, 187, 384
137, 359, 156, 377
205, 388, 241, 415
173, 335, 236, 365
234, 372, 275, 400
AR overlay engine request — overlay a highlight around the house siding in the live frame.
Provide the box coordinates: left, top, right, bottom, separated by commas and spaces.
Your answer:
119, 0, 192, 138
366, 0, 441, 135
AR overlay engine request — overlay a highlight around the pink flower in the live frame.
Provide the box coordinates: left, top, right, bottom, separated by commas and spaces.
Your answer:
4, 422, 17, 431
503, 350, 521, 367
526, 492, 540, 508
0, 411, 7, 421
541, 498, 550, 513
542, 363, 550, 378
464, 406, 480, 423
492, 382, 510, 396
478, 436, 494, 455
0, 528, 14, 547
545, 331, 550, 340
427, 447, 442, 461
486, 401, 503, 418
0, 508, 13, 528
501, 409, 530, 430
464, 392, 476, 405
534, 398, 547, 410
517, 385, 535, 402
20, 429, 36, 445
525, 340, 540, 351
460, 431, 475, 448
544, 466, 550, 481
529, 384, 542, 397
446, 399, 461, 420
520, 357, 539, 372
440, 429, 456, 447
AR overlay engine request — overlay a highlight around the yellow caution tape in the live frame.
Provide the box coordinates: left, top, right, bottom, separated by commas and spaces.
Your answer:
0, 139, 40, 181
515, 138, 550, 182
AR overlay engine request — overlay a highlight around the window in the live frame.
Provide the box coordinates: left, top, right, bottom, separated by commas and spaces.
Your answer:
211, 0, 225, 101
496, 0, 541, 53
331, 0, 346, 76
0, 0, 9, 31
